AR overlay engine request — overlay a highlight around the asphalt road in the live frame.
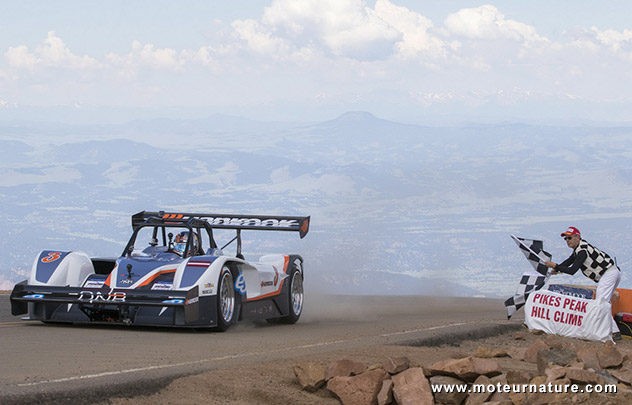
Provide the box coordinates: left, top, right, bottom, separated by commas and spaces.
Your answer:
0, 292, 519, 403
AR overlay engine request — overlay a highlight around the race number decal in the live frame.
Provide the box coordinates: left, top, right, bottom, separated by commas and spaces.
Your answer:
36, 251, 70, 283
42, 252, 62, 263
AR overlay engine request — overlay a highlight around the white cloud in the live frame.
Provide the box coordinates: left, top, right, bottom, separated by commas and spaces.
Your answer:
444, 5, 547, 46
232, 18, 294, 57
181, 45, 233, 69
589, 27, 632, 61
2, 3, 632, 122
5, 45, 40, 70
373, 0, 455, 59
106, 40, 184, 76
233, 0, 402, 60
5, 31, 99, 70
228, 1, 548, 64
38, 31, 99, 68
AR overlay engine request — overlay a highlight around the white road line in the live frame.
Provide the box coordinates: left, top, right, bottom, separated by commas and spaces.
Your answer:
16, 320, 490, 387
379, 322, 472, 337
17, 353, 258, 387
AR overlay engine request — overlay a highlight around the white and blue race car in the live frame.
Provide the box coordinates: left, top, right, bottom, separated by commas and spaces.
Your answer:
10, 211, 309, 331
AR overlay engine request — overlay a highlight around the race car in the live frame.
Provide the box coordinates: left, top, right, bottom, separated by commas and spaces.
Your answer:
10, 211, 310, 331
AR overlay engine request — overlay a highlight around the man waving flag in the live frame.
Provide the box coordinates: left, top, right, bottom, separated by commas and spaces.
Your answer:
504, 235, 552, 319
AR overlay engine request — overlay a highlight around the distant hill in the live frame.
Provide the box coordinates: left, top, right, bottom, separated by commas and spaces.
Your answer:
2, 112, 632, 297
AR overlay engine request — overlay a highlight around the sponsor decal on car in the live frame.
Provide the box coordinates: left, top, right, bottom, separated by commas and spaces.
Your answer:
261, 281, 274, 287
234, 273, 246, 295
24, 294, 45, 299
185, 297, 199, 305
78, 289, 126, 303
204, 282, 214, 288
208, 217, 299, 228
84, 280, 105, 288
151, 282, 173, 291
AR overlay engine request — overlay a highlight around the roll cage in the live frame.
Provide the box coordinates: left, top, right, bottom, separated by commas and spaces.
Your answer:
122, 218, 216, 258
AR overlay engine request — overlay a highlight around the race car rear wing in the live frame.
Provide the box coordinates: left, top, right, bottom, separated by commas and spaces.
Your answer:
132, 211, 310, 239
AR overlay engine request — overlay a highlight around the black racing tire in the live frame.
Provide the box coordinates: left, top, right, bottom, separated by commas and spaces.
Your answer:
215, 266, 235, 331
279, 261, 304, 324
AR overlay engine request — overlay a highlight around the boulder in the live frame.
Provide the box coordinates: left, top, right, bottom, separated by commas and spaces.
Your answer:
597, 341, 623, 369
544, 365, 567, 383
430, 356, 501, 382
507, 347, 527, 361
474, 347, 508, 358
327, 369, 387, 405
383, 356, 410, 375
488, 374, 510, 403
325, 359, 367, 381
524, 382, 574, 405
464, 374, 493, 405
506, 369, 533, 384
576, 348, 601, 371
376, 379, 393, 405
293, 362, 326, 392
487, 390, 511, 403
513, 331, 528, 340
595, 370, 619, 386
622, 353, 632, 368
609, 368, 632, 385
508, 391, 527, 405
429, 375, 468, 405
524, 339, 549, 364
565, 367, 606, 385
536, 347, 577, 375
421, 365, 433, 378
567, 360, 584, 369
543, 334, 566, 349
392, 367, 433, 405
552, 377, 572, 386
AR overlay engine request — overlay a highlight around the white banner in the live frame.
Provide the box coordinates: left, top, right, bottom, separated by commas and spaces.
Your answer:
525, 289, 613, 342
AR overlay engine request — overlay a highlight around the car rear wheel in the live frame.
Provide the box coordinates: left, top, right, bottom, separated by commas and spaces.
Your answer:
216, 267, 235, 331
280, 262, 303, 324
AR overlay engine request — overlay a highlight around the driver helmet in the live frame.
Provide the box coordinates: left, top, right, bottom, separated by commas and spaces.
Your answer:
174, 231, 199, 256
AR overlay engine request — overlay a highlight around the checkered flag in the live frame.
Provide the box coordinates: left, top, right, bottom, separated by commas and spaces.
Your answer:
504, 235, 552, 319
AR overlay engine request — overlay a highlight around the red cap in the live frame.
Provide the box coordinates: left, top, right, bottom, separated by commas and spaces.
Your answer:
560, 226, 581, 237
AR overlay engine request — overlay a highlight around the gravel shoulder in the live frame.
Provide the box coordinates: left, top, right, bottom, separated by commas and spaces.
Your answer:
102, 326, 632, 404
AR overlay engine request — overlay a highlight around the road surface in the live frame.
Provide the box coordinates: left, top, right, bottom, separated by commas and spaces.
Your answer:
0, 292, 518, 403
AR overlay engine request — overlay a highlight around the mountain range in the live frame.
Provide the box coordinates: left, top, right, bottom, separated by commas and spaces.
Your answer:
2, 112, 631, 298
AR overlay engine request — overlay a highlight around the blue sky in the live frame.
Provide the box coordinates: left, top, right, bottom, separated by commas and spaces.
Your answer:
1, 0, 632, 123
